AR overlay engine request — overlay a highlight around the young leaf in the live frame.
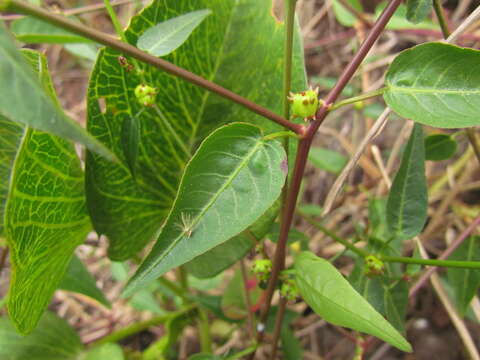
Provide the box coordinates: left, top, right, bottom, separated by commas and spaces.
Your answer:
308, 147, 347, 174
384, 42, 480, 128
386, 124, 427, 241
86, 0, 307, 261
0, 312, 83, 360
295, 252, 412, 352
406, 0, 432, 24
11, 16, 92, 43
137, 9, 212, 57
447, 236, 480, 316
4, 51, 91, 334
59, 255, 110, 308
124, 123, 286, 295
0, 23, 113, 160
424, 134, 457, 161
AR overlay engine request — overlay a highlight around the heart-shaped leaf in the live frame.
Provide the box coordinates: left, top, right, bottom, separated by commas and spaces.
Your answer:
384, 42, 480, 128
295, 251, 412, 352
124, 123, 286, 295
86, 0, 306, 261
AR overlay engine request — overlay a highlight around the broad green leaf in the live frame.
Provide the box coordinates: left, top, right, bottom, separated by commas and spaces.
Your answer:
185, 199, 279, 278
59, 255, 110, 307
82, 343, 124, 360
384, 42, 480, 128
4, 51, 91, 334
332, 0, 363, 27
295, 251, 412, 352
368, 197, 389, 241
137, 9, 212, 57
425, 134, 457, 161
0, 117, 23, 237
64, 43, 99, 61
406, 0, 432, 24
447, 236, 480, 316
0, 22, 113, 160
0, 312, 83, 360
308, 147, 347, 174
86, 0, 306, 261
375, 2, 437, 30
11, 16, 92, 43
281, 326, 303, 360
124, 123, 286, 295
386, 124, 427, 241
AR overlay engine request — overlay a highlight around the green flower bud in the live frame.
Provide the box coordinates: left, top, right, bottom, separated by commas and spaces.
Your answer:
134, 84, 157, 107
280, 278, 299, 301
364, 255, 384, 276
252, 259, 272, 283
288, 87, 320, 120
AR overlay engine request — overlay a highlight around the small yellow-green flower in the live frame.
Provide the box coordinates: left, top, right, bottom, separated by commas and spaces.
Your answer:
134, 84, 157, 107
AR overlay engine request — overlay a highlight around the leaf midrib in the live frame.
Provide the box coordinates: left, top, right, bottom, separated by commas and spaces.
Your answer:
387, 84, 480, 95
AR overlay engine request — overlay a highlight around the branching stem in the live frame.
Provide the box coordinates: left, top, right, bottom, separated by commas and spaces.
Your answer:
5, 0, 304, 135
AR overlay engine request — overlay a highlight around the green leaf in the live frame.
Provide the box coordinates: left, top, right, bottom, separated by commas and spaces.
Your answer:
124, 123, 286, 295
185, 234, 253, 279
137, 9, 212, 56
143, 307, 197, 360
121, 114, 141, 177
185, 199, 279, 278
0, 117, 23, 237
447, 236, 480, 316
308, 147, 347, 174
86, 0, 306, 261
281, 326, 303, 360
0, 312, 83, 360
375, 2, 437, 30
332, 0, 363, 27
4, 51, 91, 334
82, 343, 124, 360
295, 251, 412, 352
11, 16, 93, 43
384, 42, 480, 128
0, 23, 114, 160
59, 255, 110, 308
406, 0, 432, 24
424, 134, 457, 161
386, 124, 427, 241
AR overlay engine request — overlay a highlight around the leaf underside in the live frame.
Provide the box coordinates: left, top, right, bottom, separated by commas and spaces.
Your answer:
295, 252, 412, 352
384, 42, 480, 128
